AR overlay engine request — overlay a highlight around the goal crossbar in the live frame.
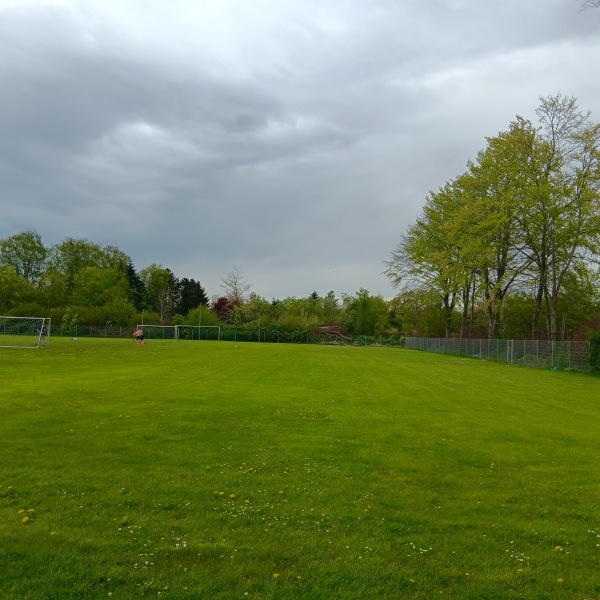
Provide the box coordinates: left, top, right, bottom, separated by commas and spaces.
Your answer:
135, 325, 222, 341
176, 325, 221, 341
136, 325, 178, 340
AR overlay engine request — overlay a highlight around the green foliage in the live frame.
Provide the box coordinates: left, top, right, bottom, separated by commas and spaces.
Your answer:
343, 289, 390, 336
70, 267, 129, 307
185, 305, 221, 327
37, 269, 68, 308
0, 266, 37, 313
586, 329, 600, 371
1, 340, 600, 598
47, 238, 125, 294
105, 296, 136, 327
60, 307, 79, 334
388, 289, 447, 337
387, 94, 600, 340
0, 230, 47, 284
140, 264, 177, 323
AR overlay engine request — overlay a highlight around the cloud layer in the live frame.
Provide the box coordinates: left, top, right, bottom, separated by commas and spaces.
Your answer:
1, 0, 599, 299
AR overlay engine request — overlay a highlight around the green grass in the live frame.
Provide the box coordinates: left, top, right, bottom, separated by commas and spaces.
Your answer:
1, 338, 599, 599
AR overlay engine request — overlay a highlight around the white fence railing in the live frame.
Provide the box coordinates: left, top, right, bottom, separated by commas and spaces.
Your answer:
403, 337, 590, 372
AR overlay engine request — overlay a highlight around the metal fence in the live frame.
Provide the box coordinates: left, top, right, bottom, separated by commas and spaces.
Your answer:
50, 325, 592, 371
403, 337, 591, 372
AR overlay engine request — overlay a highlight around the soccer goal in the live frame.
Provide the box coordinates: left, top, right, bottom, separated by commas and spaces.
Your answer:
176, 325, 221, 341
0, 316, 51, 349
135, 325, 178, 340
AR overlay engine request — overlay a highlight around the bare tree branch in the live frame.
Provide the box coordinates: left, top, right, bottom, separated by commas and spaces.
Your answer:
221, 265, 252, 303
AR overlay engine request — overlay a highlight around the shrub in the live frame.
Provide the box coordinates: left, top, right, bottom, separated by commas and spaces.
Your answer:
586, 329, 600, 372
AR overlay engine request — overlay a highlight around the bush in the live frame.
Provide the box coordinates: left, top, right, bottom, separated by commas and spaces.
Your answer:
586, 330, 600, 372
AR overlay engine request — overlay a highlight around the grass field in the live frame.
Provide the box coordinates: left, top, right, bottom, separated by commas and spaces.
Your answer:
1, 337, 599, 599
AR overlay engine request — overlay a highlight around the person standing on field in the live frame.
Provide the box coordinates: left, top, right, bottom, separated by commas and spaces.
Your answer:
133, 328, 145, 346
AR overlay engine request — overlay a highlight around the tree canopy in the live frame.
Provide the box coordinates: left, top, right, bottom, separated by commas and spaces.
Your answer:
386, 94, 600, 340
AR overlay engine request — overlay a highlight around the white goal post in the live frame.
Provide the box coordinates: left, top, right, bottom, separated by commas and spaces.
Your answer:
135, 325, 178, 340
0, 316, 51, 349
176, 325, 221, 341
134, 325, 221, 341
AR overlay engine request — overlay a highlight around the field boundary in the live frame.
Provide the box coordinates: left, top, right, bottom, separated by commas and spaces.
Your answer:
44, 324, 592, 371
403, 337, 590, 372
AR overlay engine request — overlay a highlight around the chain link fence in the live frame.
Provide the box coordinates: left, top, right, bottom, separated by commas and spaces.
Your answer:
403, 337, 591, 372
50, 325, 592, 371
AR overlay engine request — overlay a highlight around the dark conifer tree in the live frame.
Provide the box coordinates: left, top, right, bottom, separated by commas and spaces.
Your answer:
126, 261, 148, 310
178, 278, 209, 315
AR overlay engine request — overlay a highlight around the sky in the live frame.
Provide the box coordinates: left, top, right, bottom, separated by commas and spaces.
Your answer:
1, 0, 599, 301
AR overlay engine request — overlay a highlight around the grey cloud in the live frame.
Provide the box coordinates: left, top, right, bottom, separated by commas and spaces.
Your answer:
1, 0, 599, 299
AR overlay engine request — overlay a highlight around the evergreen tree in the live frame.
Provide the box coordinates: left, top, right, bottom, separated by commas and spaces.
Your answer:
126, 261, 148, 310
178, 278, 209, 314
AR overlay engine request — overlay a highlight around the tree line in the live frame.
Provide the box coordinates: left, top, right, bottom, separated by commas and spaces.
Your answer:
385, 94, 600, 341
0, 233, 208, 330
0, 233, 391, 337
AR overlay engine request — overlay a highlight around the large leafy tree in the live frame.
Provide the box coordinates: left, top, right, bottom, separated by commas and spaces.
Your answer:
385, 182, 468, 338
211, 296, 240, 324
105, 296, 136, 327
388, 288, 446, 337
70, 267, 129, 307
342, 289, 389, 336
512, 95, 600, 339
388, 94, 600, 341
457, 126, 532, 338
46, 238, 130, 296
0, 231, 47, 284
140, 264, 177, 323
0, 266, 36, 313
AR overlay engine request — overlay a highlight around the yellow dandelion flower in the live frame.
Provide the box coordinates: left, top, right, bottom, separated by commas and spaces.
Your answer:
18, 509, 25, 514
21, 516, 30, 523
554, 546, 562, 551
273, 573, 279, 579
557, 578, 564, 583
230, 494, 236, 499
28, 509, 35, 513
516, 569, 523, 574
219, 492, 225, 496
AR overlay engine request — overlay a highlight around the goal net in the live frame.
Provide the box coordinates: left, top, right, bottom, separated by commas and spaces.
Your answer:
135, 325, 178, 340
0, 316, 51, 349
176, 325, 221, 341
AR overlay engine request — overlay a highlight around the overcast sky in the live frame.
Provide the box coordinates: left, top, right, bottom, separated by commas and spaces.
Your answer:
1, 0, 599, 300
